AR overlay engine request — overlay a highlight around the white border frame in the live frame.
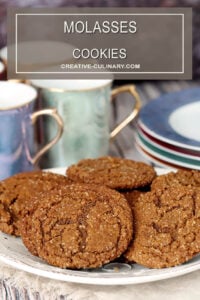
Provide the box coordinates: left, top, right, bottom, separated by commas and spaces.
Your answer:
15, 13, 184, 74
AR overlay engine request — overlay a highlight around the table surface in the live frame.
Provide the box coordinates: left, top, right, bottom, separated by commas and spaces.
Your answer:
1, 80, 200, 300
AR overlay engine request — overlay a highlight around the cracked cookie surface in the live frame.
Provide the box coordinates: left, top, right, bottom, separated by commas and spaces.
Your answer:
21, 183, 133, 269
151, 169, 200, 191
0, 171, 72, 236
124, 186, 200, 268
66, 156, 156, 190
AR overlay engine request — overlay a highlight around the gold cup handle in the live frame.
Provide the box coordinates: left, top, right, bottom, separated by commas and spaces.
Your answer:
110, 85, 141, 140
31, 108, 64, 165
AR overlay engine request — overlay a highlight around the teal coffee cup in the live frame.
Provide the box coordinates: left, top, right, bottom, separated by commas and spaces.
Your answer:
31, 79, 141, 168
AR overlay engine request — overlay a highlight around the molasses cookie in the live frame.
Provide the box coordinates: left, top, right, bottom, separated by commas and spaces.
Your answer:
66, 156, 156, 190
151, 169, 200, 191
124, 186, 200, 268
123, 190, 146, 208
0, 171, 71, 236
21, 184, 133, 269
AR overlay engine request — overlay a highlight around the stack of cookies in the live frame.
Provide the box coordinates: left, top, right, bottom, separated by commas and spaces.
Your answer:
0, 156, 200, 270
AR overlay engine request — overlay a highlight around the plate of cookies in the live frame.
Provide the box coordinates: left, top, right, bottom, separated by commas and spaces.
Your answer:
0, 156, 200, 285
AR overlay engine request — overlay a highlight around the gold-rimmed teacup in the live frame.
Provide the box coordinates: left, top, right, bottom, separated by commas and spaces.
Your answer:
31, 79, 141, 168
0, 81, 63, 180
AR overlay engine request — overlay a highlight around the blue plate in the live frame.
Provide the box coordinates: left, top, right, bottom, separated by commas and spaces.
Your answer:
138, 88, 200, 151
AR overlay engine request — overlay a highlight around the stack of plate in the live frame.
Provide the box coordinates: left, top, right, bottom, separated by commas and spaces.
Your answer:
136, 88, 200, 170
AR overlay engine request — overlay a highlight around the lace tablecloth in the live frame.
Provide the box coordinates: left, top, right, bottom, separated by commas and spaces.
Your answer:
1, 260, 200, 300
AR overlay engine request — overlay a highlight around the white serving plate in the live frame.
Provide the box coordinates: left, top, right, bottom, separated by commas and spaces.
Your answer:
0, 167, 200, 286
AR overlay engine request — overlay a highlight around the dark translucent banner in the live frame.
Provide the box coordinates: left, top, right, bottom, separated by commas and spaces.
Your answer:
7, 7, 192, 79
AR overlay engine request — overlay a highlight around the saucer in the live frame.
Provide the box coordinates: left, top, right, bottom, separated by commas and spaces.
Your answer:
135, 143, 181, 170
136, 132, 200, 170
138, 88, 200, 151
138, 125, 200, 157
137, 127, 200, 161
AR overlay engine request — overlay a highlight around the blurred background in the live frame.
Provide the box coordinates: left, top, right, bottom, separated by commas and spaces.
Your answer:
0, 0, 200, 172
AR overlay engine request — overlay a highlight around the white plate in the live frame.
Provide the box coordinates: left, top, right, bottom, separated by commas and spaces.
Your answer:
0, 167, 200, 286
